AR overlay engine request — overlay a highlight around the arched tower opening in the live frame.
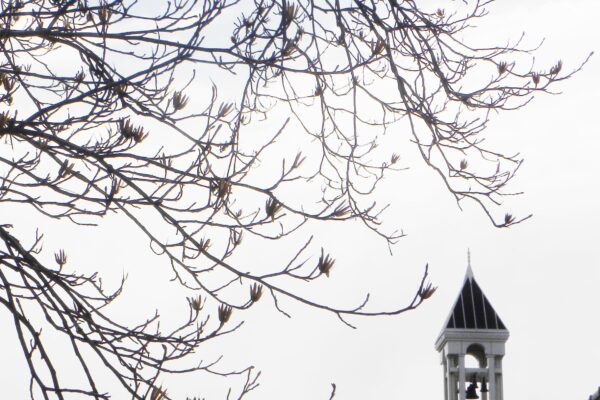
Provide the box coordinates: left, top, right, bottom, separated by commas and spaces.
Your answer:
466, 343, 487, 368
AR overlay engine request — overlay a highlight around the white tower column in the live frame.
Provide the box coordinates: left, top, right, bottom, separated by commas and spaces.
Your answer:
443, 355, 451, 400
497, 371, 504, 400
487, 355, 496, 400
458, 354, 466, 400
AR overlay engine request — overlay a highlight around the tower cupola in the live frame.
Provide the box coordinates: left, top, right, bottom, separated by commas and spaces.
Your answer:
435, 264, 509, 400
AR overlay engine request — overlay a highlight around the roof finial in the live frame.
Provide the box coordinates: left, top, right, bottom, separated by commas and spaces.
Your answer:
466, 249, 474, 279
468, 248, 471, 268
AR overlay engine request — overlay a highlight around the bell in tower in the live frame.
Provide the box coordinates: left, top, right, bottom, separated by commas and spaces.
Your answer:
435, 263, 509, 400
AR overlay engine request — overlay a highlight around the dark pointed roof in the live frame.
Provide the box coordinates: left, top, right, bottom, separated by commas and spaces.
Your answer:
444, 266, 507, 330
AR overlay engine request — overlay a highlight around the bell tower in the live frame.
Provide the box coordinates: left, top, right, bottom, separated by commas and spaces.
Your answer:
435, 263, 509, 400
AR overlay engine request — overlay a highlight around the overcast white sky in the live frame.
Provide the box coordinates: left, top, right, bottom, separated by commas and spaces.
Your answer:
1, 1, 599, 399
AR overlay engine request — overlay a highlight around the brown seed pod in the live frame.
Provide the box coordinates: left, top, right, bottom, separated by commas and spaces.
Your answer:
218, 304, 232, 324
250, 283, 263, 303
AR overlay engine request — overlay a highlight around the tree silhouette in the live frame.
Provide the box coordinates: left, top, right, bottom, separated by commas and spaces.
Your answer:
0, 0, 588, 398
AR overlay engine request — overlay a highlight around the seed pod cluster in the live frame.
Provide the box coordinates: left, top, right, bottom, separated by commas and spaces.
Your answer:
218, 304, 232, 325
318, 250, 335, 277
250, 283, 263, 303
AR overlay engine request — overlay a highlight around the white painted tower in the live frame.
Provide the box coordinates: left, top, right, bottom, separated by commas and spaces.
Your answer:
435, 263, 509, 400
